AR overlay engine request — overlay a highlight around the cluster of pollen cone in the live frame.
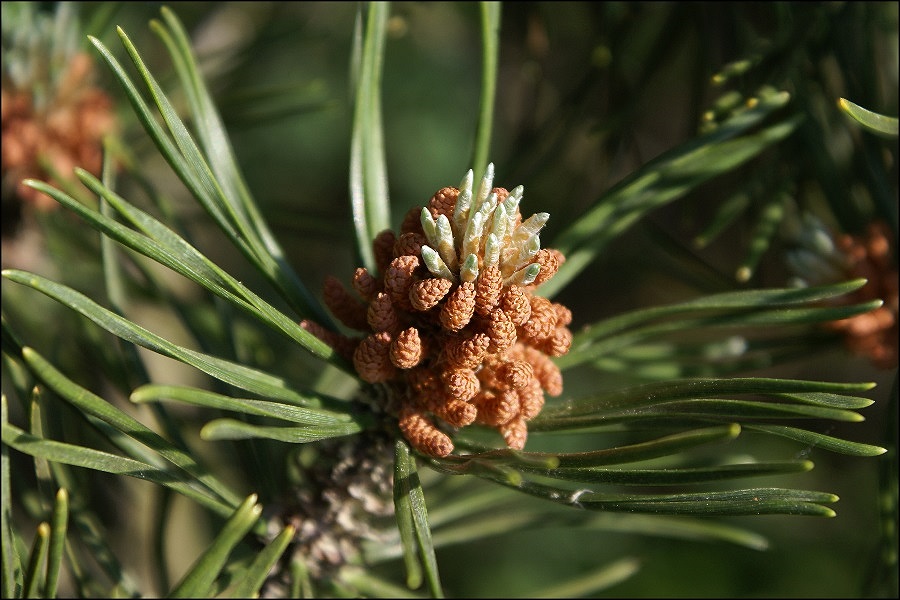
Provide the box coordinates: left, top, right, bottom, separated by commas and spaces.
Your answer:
302, 164, 572, 457
826, 221, 898, 369
2, 53, 114, 212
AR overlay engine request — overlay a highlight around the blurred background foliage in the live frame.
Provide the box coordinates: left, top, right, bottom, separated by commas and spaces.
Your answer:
2, 1, 897, 597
